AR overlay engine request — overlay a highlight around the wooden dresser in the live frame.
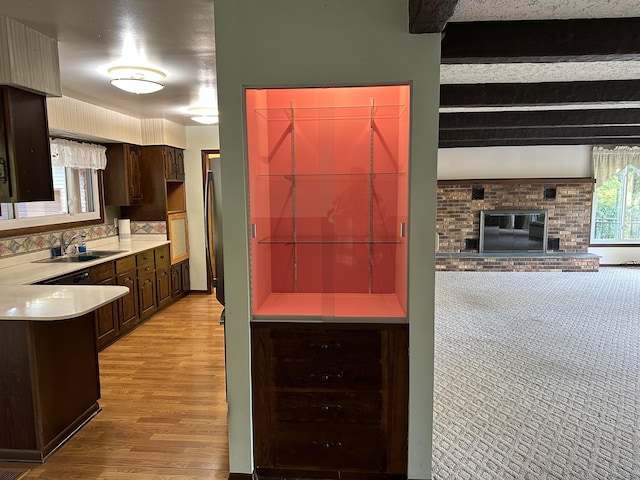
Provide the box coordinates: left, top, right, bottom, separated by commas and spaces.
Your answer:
251, 323, 408, 479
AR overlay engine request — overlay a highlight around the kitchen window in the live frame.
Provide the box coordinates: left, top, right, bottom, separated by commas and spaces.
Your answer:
0, 139, 105, 232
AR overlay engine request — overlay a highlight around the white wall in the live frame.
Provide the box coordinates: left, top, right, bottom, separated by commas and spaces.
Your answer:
184, 125, 220, 291
214, 1, 440, 477
438, 145, 592, 179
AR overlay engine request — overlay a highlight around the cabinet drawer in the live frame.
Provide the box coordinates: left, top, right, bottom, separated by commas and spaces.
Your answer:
155, 244, 170, 269
275, 391, 381, 424
270, 328, 381, 363
136, 249, 154, 267
115, 255, 136, 274
274, 361, 381, 390
274, 423, 382, 471
90, 261, 115, 282
138, 263, 155, 276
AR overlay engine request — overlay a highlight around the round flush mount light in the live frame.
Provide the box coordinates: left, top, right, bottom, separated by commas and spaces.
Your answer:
189, 107, 219, 125
107, 65, 166, 94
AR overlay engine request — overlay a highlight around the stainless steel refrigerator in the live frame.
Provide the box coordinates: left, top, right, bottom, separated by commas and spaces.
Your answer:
204, 166, 225, 311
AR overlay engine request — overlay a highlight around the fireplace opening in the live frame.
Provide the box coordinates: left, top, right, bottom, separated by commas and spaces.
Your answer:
479, 210, 548, 254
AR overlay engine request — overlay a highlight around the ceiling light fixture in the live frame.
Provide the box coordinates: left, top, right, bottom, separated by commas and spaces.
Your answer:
107, 65, 166, 94
189, 107, 219, 125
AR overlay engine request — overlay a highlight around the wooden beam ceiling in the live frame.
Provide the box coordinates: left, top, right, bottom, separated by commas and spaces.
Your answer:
440, 80, 640, 108
442, 17, 640, 63
440, 81, 640, 147
428, 13, 640, 147
408, 0, 459, 33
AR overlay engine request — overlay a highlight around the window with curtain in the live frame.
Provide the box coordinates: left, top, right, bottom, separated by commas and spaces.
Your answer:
0, 138, 106, 230
591, 146, 640, 243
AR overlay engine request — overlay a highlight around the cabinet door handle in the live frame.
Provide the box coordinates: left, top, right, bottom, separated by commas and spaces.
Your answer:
311, 440, 344, 448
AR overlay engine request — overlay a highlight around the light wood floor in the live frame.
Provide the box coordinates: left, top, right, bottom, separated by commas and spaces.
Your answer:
2, 294, 229, 480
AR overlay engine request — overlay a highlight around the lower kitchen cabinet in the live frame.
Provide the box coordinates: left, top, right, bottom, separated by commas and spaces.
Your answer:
67, 245, 189, 351
156, 268, 172, 309
171, 263, 182, 297
181, 260, 190, 293
251, 322, 409, 479
116, 255, 139, 335
90, 262, 119, 350
170, 259, 191, 299
138, 271, 157, 320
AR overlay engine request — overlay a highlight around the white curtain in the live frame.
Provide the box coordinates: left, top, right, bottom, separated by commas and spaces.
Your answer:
592, 146, 640, 188
50, 138, 107, 170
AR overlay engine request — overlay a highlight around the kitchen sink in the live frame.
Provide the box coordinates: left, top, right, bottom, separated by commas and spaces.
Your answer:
33, 250, 125, 264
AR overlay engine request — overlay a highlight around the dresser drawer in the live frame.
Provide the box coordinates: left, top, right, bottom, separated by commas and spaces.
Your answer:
275, 391, 381, 424
136, 249, 154, 267
274, 423, 383, 471
116, 255, 136, 274
274, 361, 381, 390
270, 327, 381, 363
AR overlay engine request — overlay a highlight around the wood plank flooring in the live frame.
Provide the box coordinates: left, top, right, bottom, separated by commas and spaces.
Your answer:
1, 294, 229, 480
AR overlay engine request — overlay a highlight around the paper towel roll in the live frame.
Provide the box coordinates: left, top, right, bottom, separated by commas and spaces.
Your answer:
118, 219, 131, 240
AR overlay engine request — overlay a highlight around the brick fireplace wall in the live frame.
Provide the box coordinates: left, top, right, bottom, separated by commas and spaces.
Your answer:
436, 179, 599, 271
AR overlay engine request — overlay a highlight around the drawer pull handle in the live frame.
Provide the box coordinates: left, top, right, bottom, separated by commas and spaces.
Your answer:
311, 403, 344, 411
308, 342, 342, 350
309, 372, 343, 382
311, 440, 344, 449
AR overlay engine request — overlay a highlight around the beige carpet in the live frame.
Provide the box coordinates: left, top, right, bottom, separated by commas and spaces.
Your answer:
433, 268, 640, 480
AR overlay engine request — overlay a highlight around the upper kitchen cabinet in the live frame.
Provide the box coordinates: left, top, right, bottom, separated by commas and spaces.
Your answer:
120, 145, 186, 221
103, 143, 143, 206
0, 86, 53, 203
162, 147, 185, 181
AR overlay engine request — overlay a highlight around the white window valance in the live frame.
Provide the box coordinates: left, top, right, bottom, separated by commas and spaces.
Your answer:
50, 138, 107, 170
593, 146, 640, 188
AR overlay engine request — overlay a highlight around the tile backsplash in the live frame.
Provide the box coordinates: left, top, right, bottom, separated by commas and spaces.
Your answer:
0, 221, 166, 258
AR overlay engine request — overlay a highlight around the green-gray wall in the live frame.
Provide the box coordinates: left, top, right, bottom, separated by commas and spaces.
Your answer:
213, 1, 440, 478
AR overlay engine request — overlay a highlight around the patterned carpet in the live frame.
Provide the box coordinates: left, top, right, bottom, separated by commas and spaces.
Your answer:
433, 268, 640, 480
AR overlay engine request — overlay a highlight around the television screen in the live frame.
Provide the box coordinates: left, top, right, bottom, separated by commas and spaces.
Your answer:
480, 210, 548, 253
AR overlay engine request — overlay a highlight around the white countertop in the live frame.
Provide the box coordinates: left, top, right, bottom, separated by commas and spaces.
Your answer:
0, 285, 130, 321
0, 237, 170, 286
0, 236, 169, 321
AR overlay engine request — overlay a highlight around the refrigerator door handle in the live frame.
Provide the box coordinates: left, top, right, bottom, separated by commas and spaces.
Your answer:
204, 170, 216, 289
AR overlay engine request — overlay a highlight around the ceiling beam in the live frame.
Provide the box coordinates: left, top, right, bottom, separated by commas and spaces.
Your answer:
409, 0, 459, 33
439, 125, 640, 148
440, 80, 640, 108
439, 109, 640, 130
442, 17, 640, 63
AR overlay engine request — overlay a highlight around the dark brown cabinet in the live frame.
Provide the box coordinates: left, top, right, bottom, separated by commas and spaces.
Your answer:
181, 260, 190, 293
103, 143, 143, 206
0, 86, 53, 203
120, 145, 184, 220
116, 255, 139, 335
138, 271, 157, 319
251, 323, 408, 479
137, 249, 157, 320
90, 261, 119, 350
170, 259, 190, 299
0, 313, 100, 461
154, 243, 172, 309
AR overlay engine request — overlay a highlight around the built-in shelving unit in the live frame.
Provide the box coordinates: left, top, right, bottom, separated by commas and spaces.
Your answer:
246, 86, 410, 320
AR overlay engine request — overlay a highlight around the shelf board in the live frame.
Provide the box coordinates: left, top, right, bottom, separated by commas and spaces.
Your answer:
257, 236, 402, 245
254, 104, 408, 121
253, 292, 406, 319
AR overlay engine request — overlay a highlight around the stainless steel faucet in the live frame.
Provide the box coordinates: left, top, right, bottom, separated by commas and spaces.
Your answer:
61, 232, 87, 255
